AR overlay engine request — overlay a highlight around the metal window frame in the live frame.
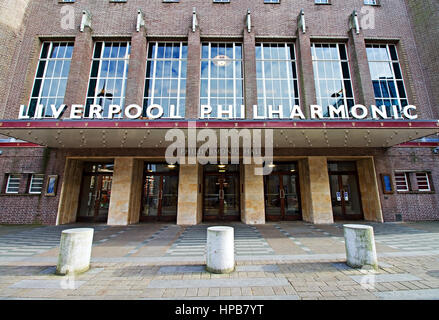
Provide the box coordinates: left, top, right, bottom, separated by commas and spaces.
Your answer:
199, 42, 244, 119
366, 43, 409, 117
86, 41, 131, 117
256, 42, 300, 119
311, 42, 355, 118
29, 174, 45, 194
144, 41, 188, 118
5, 174, 21, 194
28, 42, 74, 118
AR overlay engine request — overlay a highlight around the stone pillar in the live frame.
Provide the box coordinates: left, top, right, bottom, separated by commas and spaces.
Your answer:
296, 30, 317, 117
107, 157, 143, 225
356, 158, 384, 222
125, 27, 147, 107
185, 29, 201, 119
299, 157, 333, 224
347, 29, 375, 109
177, 164, 202, 225
63, 27, 93, 117
241, 164, 265, 224
56, 159, 84, 225
243, 30, 257, 119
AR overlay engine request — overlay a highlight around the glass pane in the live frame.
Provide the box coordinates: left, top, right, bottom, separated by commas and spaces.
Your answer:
97, 175, 112, 220
161, 175, 179, 217
78, 175, 98, 217
329, 175, 343, 217
265, 175, 281, 216
223, 175, 240, 216
143, 176, 160, 217
283, 175, 300, 216
204, 175, 221, 216
341, 174, 362, 216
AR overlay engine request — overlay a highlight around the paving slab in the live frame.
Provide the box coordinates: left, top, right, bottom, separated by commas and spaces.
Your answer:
375, 289, 439, 300
147, 278, 289, 289
9, 279, 86, 290
350, 274, 422, 283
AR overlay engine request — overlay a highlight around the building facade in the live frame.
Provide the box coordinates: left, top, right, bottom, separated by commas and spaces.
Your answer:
0, 0, 438, 226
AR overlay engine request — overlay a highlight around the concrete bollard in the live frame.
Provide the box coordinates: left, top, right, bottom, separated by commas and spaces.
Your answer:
56, 228, 94, 275
343, 224, 378, 270
206, 226, 235, 274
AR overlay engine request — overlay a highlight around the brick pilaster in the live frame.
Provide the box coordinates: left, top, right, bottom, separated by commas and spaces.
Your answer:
63, 28, 93, 118
296, 30, 316, 118
243, 30, 257, 119
347, 29, 375, 110
125, 27, 147, 107
185, 29, 201, 119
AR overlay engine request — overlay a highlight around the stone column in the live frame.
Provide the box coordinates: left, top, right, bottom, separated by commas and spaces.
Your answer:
347, 29, 375, 109
56, 159, 84, 225
356, 158, 384, 222
107, 157, 143, 225
63, 27, 93, 117
243, 30, 257, 119
296, 30, 317, 118
185, 29, 201, 119
299, 157, 333, 224
241, 164, 265, 224
177, 164, 202, 225
125, 27, 147, 107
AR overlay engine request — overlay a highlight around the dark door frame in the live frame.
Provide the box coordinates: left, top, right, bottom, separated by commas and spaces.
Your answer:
203, 171, 241, 222
264, 170, 302, 221
77, 172, 113, 223
328, 169, 364, 221
140, 169, 179, 222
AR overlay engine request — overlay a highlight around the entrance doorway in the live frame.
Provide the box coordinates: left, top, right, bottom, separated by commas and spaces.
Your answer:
264, 162, 302, 221
77, 162, 114, 222
141, 163, 179, 222
203, 165, 240, 221
328, 161, 363, 220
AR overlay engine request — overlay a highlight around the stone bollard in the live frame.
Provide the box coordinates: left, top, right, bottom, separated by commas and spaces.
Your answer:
56, 228, 94, 275
206, 226, 235, 274
343, 224, 378, 270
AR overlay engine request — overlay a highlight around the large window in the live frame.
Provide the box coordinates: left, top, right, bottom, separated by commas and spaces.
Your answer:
256, 43, 299, 118
366, 44, 409, 117
200, 43, 244, 118
86, 42, 131, 117
312, 43, 354, 117
29, 42, 74, 117
144, 42, 187, 118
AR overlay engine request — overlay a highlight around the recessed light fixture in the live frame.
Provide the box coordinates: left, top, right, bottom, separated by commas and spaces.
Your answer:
168, 164, 176, 169
268, 163, 276, 168
218, 164, 226, 168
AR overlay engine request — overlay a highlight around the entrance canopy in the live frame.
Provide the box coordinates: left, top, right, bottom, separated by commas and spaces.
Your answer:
0, 119, 438, 148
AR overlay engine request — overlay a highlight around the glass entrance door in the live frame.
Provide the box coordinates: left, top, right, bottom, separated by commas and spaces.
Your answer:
203, 165, 240, 221
328, 162, 363, 220
264, 163, 302, 221
77, 163, 114, 222
141, 163, 179, 222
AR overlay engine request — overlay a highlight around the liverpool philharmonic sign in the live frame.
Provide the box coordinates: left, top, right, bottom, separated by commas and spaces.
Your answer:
18, 104, 418, 120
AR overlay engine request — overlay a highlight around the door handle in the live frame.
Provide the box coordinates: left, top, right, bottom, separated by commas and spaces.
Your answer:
280, 189, 285, 199
219, 189, 224, 200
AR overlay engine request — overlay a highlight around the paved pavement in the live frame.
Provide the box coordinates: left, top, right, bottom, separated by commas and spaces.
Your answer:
0, 221, 438, 300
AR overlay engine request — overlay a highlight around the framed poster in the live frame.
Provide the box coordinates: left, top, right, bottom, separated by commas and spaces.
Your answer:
45, 175, 58, 196
380, 174, 394, 194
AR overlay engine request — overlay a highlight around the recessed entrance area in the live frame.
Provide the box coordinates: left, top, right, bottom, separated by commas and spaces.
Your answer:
264, 162, 302, 221
203, 164, 240, 221
77, 162, 114, 223
328, 161, 363, 221
141, 163, 179, 222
